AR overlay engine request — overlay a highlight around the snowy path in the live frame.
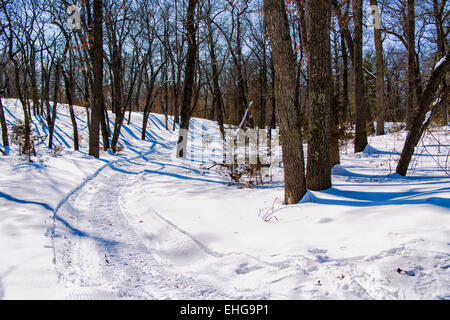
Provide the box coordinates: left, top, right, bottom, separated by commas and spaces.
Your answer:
52, 148, 231, 299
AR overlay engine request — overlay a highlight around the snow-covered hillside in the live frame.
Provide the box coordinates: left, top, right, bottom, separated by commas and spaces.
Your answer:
0, 98, 449, 299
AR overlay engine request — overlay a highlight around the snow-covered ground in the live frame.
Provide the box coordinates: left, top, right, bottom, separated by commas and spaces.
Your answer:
0, 98, 449, 300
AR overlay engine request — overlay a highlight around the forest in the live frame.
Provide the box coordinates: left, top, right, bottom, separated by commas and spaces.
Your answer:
0, 0, 449, 301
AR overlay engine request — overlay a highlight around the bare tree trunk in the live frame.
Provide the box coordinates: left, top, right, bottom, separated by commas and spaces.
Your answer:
42, 65, 51, 126
62, 57, 79, 151
141, 78, 156, 139
207, 15, 225, 135
29, 50, 39, 117
330, 94, 341, 166
370, 0, 385, 135
0, 97, 9, 149
48, 60, 61, 149
89, 0, 103, 158
433, 0, 448, 126
264, 0, 306, 204
260, 40, 267, 128
13, 62, 33, 158
269, 57, 276, 130
177, 0, 199, 158
406, 0, 416, 130
353, 0, 367, 152
163, 65, 169, 130
330, 29, 341, 167
341, 33, 349, 122
305, 0, 332, 191
100, 95, 110, 150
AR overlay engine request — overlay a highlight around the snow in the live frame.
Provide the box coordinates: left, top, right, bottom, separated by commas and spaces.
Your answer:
435, 56, 446, 70
0, 98, 449, 300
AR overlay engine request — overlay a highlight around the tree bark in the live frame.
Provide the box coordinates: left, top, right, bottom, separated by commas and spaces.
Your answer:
433, 0, 448, 126
177, 0, 199, 158
341, 33, 349, 122
406, 0, 416, 130
352, 0, 368, 152
48, 61, 61, 149
62, 59, 79, 151
305, 0, 333, 190
0, 97, 9, 149
370, 0, 385, 135
207, 15, 225, 135
264, 0, 306, 204
89, 0, 103, 158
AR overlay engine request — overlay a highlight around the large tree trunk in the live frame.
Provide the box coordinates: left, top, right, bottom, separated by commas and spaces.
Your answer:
370, 0, 386, 135
433, 0, 448, 126
177, 0, 199, 158
353, 0, 368, 152
264, 0, 306, 204
89, 0, 103, 158
305, 0, 333, 191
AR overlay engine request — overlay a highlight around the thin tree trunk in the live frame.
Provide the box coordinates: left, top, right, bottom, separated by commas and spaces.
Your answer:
406, 0, 416, 130
100, 95, 110, 150
341, 33, 349, 122
207, 16, 225, 135
48, 60, 61, 149
269, 57, 276, 130
260, 41, 267, 128
330, 29, 341, 166
0, 97, 9, 148
29, 51, 39, 117
13, 62, 32, 158
141, 79, 156, 139
62, 59, 79, 151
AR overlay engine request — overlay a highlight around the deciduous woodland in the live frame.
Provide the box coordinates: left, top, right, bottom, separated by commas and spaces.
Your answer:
1, 0, 448, 202
0, 0, 449, 301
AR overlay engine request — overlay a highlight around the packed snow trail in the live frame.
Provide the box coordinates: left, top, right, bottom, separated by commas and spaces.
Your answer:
52, 146, 231, 299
